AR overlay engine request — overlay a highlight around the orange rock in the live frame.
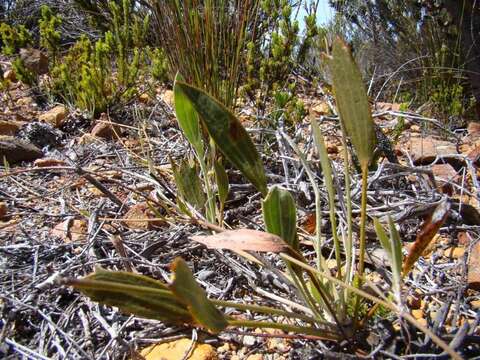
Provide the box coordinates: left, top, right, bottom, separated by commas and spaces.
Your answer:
3, 69, 16, 82
468, 241, 480, 290
326, 142, 339, 154
123, 203, 164, 230
0, 202, 7, 220
39, 105, 68, 128
0, 120, 21, 136
458, 232, 471, 246
431, 163, 458, 194
140, 339, 218, 360
51, 219, 88, 243
467, 146, 480, 167
90, 115, 120, 139
34, 158, 66, 167
467, 122, 480, 138
310, 102, 330, 116
139, 93, 151, 104
376, 102, 401, 112
408, 137, 457, 165
160, 89, 174, 107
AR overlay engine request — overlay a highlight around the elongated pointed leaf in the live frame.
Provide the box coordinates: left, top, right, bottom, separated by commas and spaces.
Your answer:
327, 37, 376, 169
64, 268, 193, 324
174, 81, 267, 196
402, 200, 450, 276
170, 157, 206, 210
262, 186, 298, 249
170, 258, 228, 333
174, 73, 203, 152
191, 229, 288, 253
374, 217, 404, 301
388, 217, 403, 298
214, 160, 229, 207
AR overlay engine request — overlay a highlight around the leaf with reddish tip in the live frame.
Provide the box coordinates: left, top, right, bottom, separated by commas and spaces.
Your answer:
170, 258, 228, 333
174, 81, 267, 196
191, 229, 289, 253
402, 200, 451, 276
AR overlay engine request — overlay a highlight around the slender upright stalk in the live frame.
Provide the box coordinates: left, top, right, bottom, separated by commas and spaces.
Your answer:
353, 165, 369, 326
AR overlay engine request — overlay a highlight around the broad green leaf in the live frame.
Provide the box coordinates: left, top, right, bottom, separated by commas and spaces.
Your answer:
170, 157, 206, 210
174, 73, 203, 152
65, 268, 193, 324
174, 81, 267, 196
214, 160, 229, 207
327, 37, 377, 169
262, 186, 298, 250
170, 258, 228, 333
388, 216, 403, 298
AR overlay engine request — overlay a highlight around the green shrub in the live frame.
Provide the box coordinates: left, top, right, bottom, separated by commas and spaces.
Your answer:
0, 22, 32, 55
39, 5, 62, 62
12, 57, 36, 85
48, 0, 149, 116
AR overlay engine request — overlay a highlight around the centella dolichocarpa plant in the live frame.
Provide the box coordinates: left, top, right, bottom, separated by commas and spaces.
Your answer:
60, 37, 460, 358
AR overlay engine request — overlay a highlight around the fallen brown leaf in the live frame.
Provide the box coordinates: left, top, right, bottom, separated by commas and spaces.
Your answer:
191, 229, 288, 253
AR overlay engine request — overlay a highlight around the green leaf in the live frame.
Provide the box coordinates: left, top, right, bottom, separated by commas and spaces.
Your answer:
327, 37, 376, 169
214, 160, 229, 207
170, 156, 206, 210
174, 81, 268, 196
262, 186, 298, 250
388, 216, 403, 297
65, 268, 193, 324
374, 218, 403, 301
170, 258, 228, 333
174, 73, 203, 153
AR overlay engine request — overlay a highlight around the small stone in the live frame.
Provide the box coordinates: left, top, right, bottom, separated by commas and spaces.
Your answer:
310, 102, 330, 116
161, 89, 174, 107
412, 309, 423, 320
407, 292, 422, 310
431, 164, 458, 192
34, 158, 66, 167
408, 137, 457, 165
51, 219, 88, 243
123, 203, 164, 230
0, 120, 21, 136
445, 247, 465, 259
470, 300, 480, 310
0, 135, 43, 164
326, 143, 338, 154
90, 122, 116, 139
467, 146, 480, 167
90, 115, 120, 139
467, 122, 480, 138
3, 69, 16, 82
0, 202, 7, 220
216, 343, 230, 353
468, 241, 480, 290
246, 355, 263, 360
140, 339, 218, 360
458, 232, 471, 246
410, 125, 421, 132
242, 335, 256, 347
39, 105, 68, 128
19, 48, 49, 75
139, 93, 151, 104
16, 97, 35, 106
